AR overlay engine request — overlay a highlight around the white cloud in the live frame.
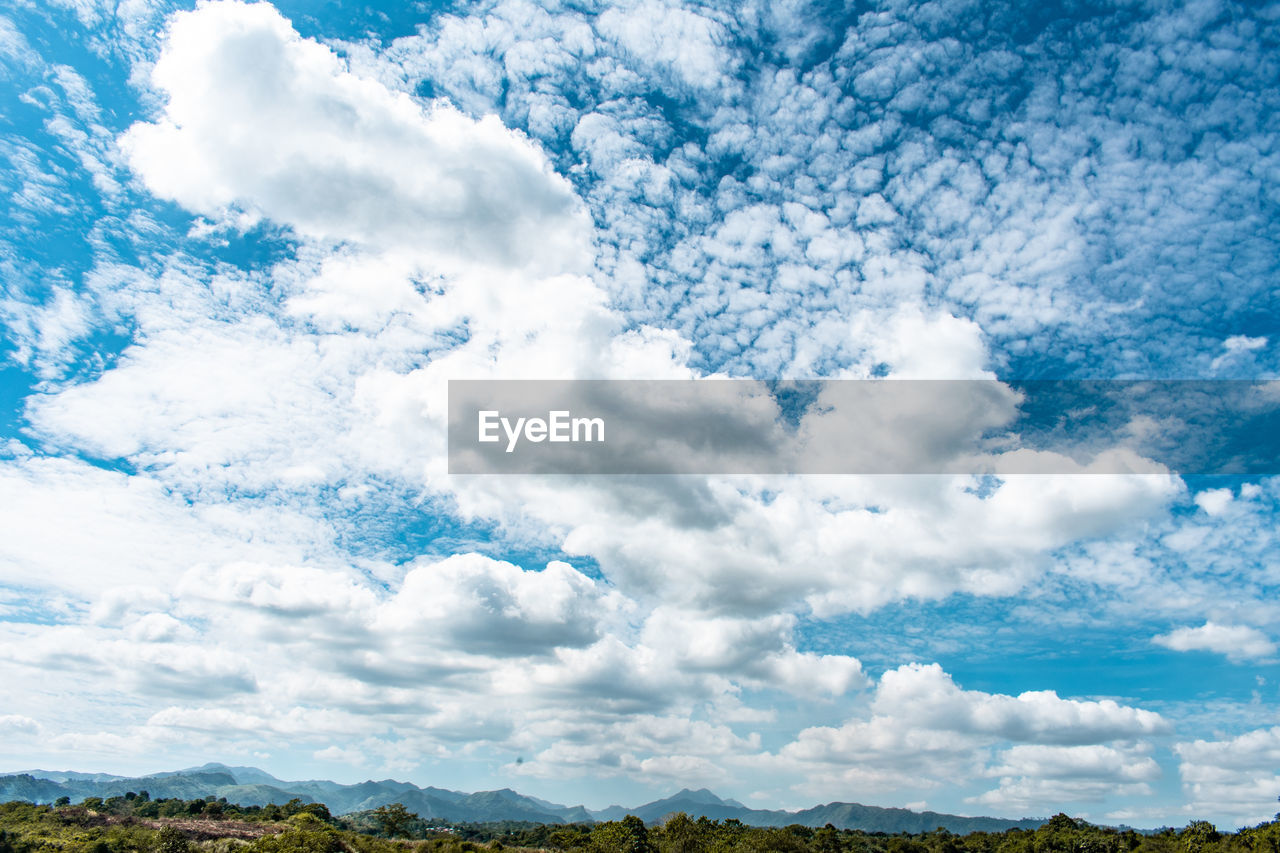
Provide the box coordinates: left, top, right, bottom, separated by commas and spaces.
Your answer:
595, 1, 735, 91
0, 451, 335, 596
0, 714, 41, 736
376, 555, 621, 658
968, 776, 1156, 815
1195, 488, 1234, 516
768, 664, 1166, 800
871, 663, 1167, 745
510, 714, 759, 784
639, 607, 866, 696
1211, 336, 1267, 371
985, 744, 1161, 782
857, 307, 993, 379
1175, 727, 1280, 826
121, 0, 591, 275
0, 286, 95, 377
1154, 622, 1277, 663
532, 472, 1179, 621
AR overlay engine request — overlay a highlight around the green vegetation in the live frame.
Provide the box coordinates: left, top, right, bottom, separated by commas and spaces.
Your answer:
0, 797, 1277, 853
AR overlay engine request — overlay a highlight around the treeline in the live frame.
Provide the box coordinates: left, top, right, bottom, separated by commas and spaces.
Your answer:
1, 797, 1279, 853
477, 813, 1280, 853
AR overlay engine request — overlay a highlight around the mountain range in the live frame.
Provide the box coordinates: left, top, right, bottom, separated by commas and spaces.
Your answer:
0, 764, 1045, 833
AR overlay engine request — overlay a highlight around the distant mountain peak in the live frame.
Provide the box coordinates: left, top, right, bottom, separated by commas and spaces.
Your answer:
174, 763, 282, 786
668, 788, 729, 805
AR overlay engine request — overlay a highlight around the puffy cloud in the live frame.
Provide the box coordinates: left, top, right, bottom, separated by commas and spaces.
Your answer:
121, 0, 590, 274
377, 556, 620, 658
770, 664, 1166, 800
871, 664, 1168, 745
510, 714, 759, 784
985, 744, 1161, 783
528, 472, 1180, 620
1154, 622, 1277, 663
1195, 488, 1234, 516
639, 608, 866, 695
972, 743, 1163, 813
968, 776, 1157, 815
1175, 727, 1280, 826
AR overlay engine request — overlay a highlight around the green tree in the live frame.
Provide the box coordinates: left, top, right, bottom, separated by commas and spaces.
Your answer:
372, 802, 417, 838
656, 813, 701, 853
1180, 822, 1220, 853
738, 827, 808, 852
156, 825, 191, 853
549, 824, 593, 849
1242, 819, 1280, 853
248, 813, 342, 853
0, 829, 24, 853
814, 824, 842, 853
591, 815, 655, 853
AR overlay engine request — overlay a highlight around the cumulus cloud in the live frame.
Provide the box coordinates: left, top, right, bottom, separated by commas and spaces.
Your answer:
121, 0, 590, 274
639, 607, 867, 695
1154, 622, 1277, 663
985, 744, 1161, 783
769, 664, 1167, 803
377, 556, 619, 658
972, 743, 1163, 813
511, 715, 759, 783
1175, 727, 1280, 826
1195, 488, 1234, 516
872, 664, 1167, 745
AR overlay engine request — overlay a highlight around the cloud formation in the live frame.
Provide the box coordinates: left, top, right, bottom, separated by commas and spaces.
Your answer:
1176, 727, 1280, 825
122, 0, 591, 274
0, 0, 1277, 828
1154, 622, 1277, 663
768, 664, 1166, 808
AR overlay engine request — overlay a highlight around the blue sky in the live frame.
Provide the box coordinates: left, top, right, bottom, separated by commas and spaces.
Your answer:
1, 0, 1279, 830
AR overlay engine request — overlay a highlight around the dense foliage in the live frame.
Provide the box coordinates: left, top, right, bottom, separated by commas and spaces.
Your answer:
1, 798, 1277, 853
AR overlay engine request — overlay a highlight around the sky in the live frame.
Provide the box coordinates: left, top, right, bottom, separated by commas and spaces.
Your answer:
1, 0, 1279, 831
